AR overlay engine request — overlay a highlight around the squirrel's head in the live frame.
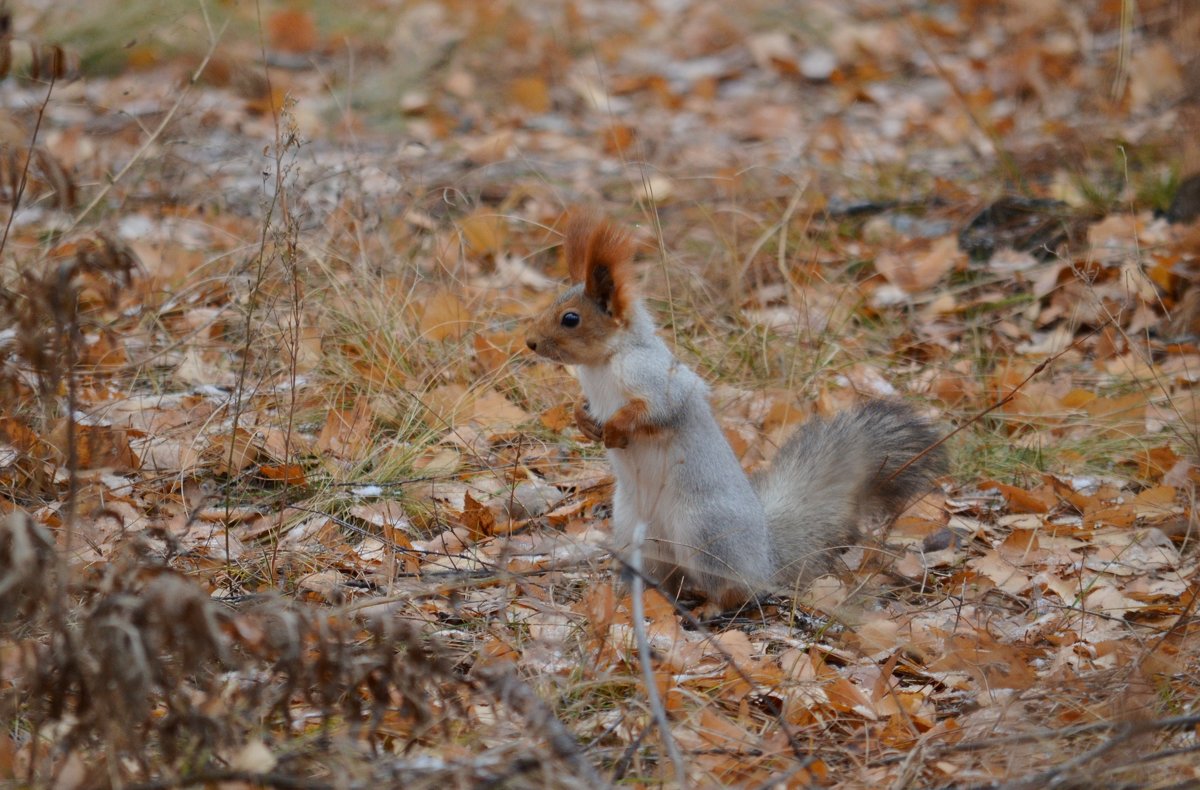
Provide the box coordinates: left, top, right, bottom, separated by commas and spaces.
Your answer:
524, 211, 635, 366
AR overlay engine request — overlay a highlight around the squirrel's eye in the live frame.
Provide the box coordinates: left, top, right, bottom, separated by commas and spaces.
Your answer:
561, 311, 581, 328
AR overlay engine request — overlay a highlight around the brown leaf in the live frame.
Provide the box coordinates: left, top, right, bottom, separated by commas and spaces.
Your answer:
474, 330, 518, 375
416, 289, 472, 342
602, 124, 636, 155
761, 395, 806, 434
1134, 485, 1176, 507
1080, 503, 1135, 530
825, 677, 878, 719
1127, 41, 1183, 111
461, 130, 514, 165
578, 583, 617, 643
509, 76, 551, 113
458, 211, 507, 258
316, 397, 374, 460
461, 491, 497, 540
875, 236, 964, 293
539, 403, 573, 432
0, 417, 48, 457
297, 570, 343, 602
268, 10, 319, 54
997, 528, 1041, 560
412, 447, 461, 474
930, 632, 1038, 692
49, 423, 138, 472
424, 384, 530, 433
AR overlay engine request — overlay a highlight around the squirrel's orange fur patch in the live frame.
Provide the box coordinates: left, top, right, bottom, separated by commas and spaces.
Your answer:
602, 397, 662, 448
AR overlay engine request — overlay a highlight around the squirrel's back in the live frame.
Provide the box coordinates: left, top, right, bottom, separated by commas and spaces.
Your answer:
756, 400, 945, 592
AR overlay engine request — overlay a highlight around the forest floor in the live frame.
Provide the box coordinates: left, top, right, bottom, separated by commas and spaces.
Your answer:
1, 0, 1199, 787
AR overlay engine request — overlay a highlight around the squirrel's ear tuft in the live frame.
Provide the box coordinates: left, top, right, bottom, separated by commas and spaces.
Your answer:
564, 209, 635, 319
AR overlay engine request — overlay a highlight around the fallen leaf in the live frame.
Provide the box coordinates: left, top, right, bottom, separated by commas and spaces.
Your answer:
461, 491, 497, 539
417, 289, 473, 341
509, 76, 551, 113
257, 463, 306, 485
875, 236, 964, 293
317, 397, 374, 460
268, 10, 318, 54
458, 211, 508, 258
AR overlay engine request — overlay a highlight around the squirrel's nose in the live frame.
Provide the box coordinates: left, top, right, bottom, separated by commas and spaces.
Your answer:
525, 339, 538, 352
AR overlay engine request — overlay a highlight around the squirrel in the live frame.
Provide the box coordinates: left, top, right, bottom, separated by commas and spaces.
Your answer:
524, 211, 946, 612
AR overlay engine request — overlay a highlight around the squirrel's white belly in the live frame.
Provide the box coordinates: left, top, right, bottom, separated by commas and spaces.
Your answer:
609, 441, 687, 565
576, 361, 689, 566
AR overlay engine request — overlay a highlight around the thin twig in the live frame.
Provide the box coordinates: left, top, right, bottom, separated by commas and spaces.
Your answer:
224, 0, 293, 575
998, 722, 1135, 789
612, 554, 814, 765
628, 519, 689, 786
0, 73, 55, 259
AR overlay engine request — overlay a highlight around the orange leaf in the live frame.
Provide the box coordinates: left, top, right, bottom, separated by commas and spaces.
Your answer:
475, 633, 519, 665
1084, 505, 1135, 529
44, 421, 138, 472
458, 211, 507, 257
268, 9, 318, 54
998, 527, 1040, 558
1135, 485, 1176, 506
0, 417, 47, 456
210, 428, 260, 474
697, 708, 758, 750
416, 289, 472, 342
762, 396, 806, 433
126, 44, 159, 70
1060, 388, 1097, 409
579, 583, 617, 642
245, 86, 288, 117
470, 389, 531, 430
258, 463, 306, 485
1131, 445, 1180, 480
509, 76, 550, 113
981, 480, 1050, 514
602, 124, 636, 155
540, 402, 573, 432
825, 677, 877, 719
474, 330, 517, 374
930, 633, 1038, 691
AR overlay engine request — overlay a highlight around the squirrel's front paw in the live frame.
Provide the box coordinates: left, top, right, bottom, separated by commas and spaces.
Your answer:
603, 398, 654, 449
573, 400, 604, 443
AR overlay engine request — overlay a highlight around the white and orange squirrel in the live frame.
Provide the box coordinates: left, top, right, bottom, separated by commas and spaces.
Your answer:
525, 211, 946, 612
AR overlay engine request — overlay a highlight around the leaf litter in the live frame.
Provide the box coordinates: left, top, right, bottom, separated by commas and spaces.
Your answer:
0, 0, 1198, 787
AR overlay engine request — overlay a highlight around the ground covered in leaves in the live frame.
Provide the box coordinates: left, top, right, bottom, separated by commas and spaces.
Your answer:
1, 0, 1199, 787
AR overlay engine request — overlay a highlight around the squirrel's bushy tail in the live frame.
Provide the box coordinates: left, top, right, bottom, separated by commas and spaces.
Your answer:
753, 400, 945, 591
